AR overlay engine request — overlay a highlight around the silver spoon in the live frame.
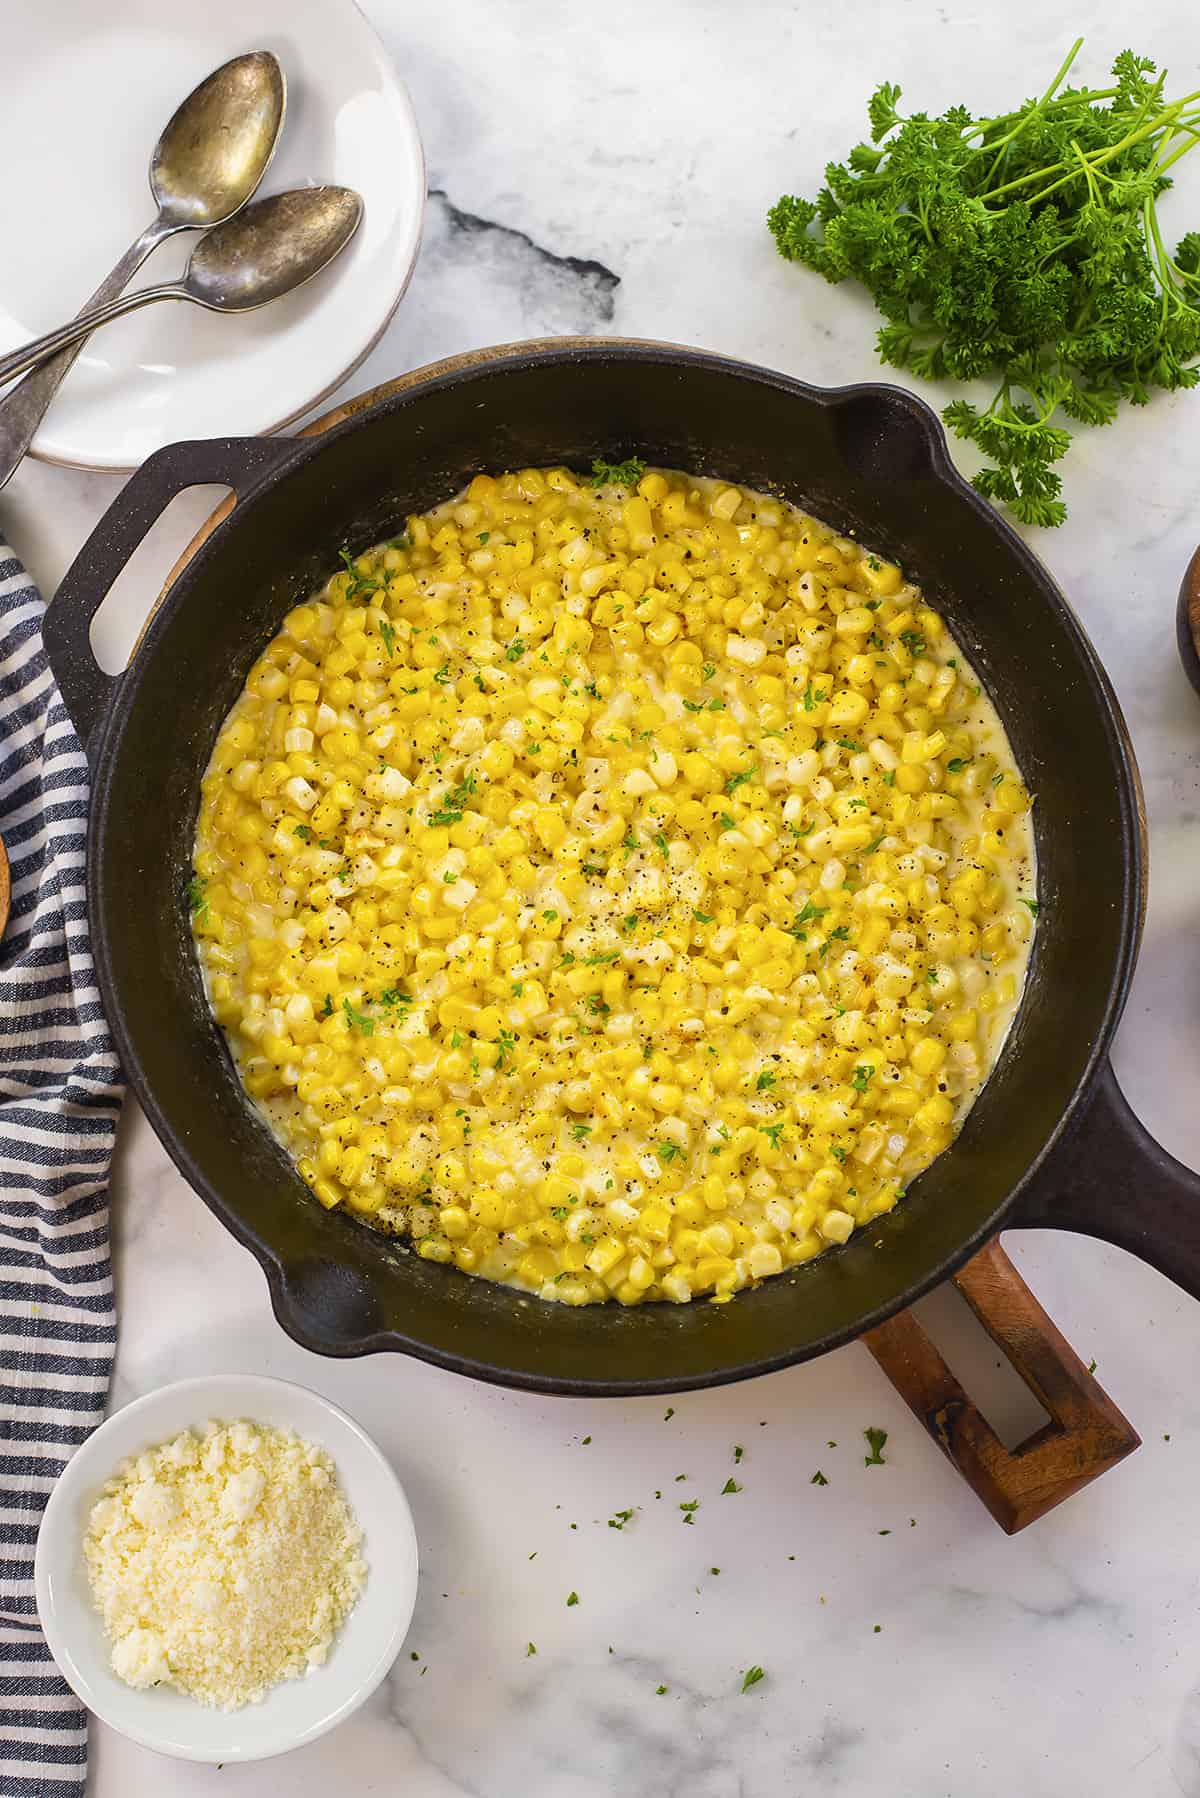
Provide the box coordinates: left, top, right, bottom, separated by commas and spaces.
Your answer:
0, 50, 285, 489
0, 188, 364, 387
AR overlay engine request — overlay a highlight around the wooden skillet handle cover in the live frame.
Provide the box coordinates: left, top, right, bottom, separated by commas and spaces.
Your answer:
864, 1238, 1139, 1532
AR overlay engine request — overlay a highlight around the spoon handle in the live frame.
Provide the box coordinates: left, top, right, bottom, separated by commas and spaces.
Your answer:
0, 221, 175, 490
0, 279, 188, 389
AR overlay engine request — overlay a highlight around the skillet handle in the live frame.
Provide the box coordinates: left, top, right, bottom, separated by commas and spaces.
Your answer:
43, 434, 299, 754
1007, 1058, 1200, 1298
865, 1240, 1140, 1532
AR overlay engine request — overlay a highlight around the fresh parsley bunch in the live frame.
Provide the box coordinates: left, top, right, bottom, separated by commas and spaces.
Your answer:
768, 42, 1200, 526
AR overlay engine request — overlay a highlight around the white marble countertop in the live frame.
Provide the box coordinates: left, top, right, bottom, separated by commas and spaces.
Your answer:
5, 0, 1200, 1792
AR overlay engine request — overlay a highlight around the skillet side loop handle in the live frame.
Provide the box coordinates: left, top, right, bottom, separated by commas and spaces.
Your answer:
43, 434, 299, 756
865, 1239, 1140, 1533
1008, 1059, 1200, 1299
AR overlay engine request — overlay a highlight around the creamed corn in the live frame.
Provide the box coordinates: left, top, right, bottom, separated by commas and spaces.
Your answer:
191, 465, 1036, 1307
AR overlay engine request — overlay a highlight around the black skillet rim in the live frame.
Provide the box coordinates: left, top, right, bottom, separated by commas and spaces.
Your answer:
83, 338, 1147, 1393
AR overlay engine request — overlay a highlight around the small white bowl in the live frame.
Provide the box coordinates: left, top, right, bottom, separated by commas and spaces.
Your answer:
35, 1374, 419, 1763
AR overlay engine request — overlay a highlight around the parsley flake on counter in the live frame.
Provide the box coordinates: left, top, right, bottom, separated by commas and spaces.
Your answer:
741, 1666, 766, 1693
656, 1684, 668, 1695
721, 1479, 743, 1495
811, 1470, 829, 1486
733, 1445, 744, 1463
526, 1642, 537, 1656
566, 1592, 579, 1607
664, 1407, 675, 1422
864, 1427, 888, 1466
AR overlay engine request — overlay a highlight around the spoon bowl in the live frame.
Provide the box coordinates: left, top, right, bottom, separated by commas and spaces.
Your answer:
151, 51, 286, 229
187, 188, 365, 311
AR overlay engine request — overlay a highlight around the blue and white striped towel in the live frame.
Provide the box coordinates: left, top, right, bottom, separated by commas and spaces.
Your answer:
0, 540, 123, 1796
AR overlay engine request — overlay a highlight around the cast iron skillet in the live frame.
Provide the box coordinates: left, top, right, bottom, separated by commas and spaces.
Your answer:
43, 339, 1200, 1394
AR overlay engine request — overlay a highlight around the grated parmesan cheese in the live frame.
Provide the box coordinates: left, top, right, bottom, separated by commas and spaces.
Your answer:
84, 1419, 367, 1709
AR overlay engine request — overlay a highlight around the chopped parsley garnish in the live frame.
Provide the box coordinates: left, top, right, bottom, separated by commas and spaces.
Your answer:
566, 1591, 579, 1607
811, 1470, 829, 1486
337, 547, 380, 595
724, 765, 757, 794
741, 1666, 765, 1693
656, 1141, 684, 1163
864, 1426, 888, 1466
588, 455, 646, 487
609, 1509, 636, 1530
496, 1028, 517, 1071
506, 638, 526, 662
820, 925, 851, 960
186, 875, 207, 921
1021, 897, 1041, 916
899, 629, 927, 658
791, 901, 828, 934
679, 1500, 700, 1522
719, 814, 737, 831
585, 950, 620, 965
319, 994, 334, 1019
294, 824, 312, 842
946, 756, 971, 774
379, 619, 396, 658
852, 1064, 876, 1093
429, 772, 477, 828
802, 683, 828, 712
342, 997, 374, 1036
693, 910, 714, 924
721, 1478, 743, 1495
756, 1070, 776, 1091
733, 1445, 744, 1463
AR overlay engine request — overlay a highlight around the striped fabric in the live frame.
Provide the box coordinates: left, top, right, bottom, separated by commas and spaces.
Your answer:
0, 540, 123, 1796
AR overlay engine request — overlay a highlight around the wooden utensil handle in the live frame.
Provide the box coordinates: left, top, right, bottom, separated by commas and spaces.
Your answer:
865, 1238, 1139, 1533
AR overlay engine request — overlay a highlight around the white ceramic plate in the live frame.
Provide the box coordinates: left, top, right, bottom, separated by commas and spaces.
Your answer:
0, 0, 424, 470
35, 1374, 419, 1762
